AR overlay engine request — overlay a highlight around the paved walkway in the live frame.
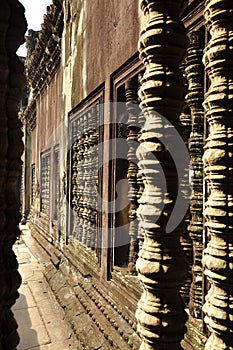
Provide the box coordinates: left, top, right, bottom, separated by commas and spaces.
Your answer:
13, 225, 80, 350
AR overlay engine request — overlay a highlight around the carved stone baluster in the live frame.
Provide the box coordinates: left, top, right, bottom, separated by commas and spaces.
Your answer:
0, 1, 27, 348
77, 115, 85, 242
76, 117, 82, 241
71, 120, 78, 211
125, 78, 140, 273
54, 149, 60, 222
136, 1, 189, 348
41, 154, 50, 215
83, 112, 90, 247
47, 156, 50, 214
179, 104, 192, 143
185, 30, 204, 318
88, 109, 94, 248
87, 109, 96, 248
71, 104, 99, 250
31, 164, 36, 204
179, 103, 193, 307
92, 106, 99, 250
137, 107, 145, 251
0, 2, 10, 340
71, 119, 79, 238
87, 110, 93, 247
89, 107, 98, 250
203, 1, 233, 348
82, 113, 89, 246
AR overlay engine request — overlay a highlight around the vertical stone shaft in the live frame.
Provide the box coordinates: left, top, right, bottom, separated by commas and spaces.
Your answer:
125, 78, 140, 273
136, 1, 189, 349
137, 85, 146, 251
179, 103, 193, 307
20, 124, 31, 224
203, 1, 233, 349
185, 30, 204, 319
0, 0, 27, 349
0, 2, 11, 348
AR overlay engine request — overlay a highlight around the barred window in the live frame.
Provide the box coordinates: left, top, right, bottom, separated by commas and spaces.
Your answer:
40, 151, 51, 215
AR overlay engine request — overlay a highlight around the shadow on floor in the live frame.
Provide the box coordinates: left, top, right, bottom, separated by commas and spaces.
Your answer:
12, 293, 42, 350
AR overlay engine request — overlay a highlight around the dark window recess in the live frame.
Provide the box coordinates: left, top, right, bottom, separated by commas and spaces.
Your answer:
113, 74, 142, 271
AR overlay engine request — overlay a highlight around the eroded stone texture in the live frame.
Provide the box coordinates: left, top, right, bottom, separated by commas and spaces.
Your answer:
203, 1, 233, 349
25, 30, 39, 56
125, 78, 140, 273
185, 30, 204, 319
25, 2, 63, 102
0, 0, 27, 348
136, 1, 189, 349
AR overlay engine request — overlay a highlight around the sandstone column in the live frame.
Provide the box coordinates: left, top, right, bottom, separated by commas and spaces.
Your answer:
125, 78, 140, 273
0, 0, 26, 348
185, 30, 204, 319
203, 1, 233, 348
179, 103, 193, 308
136, 1, 189, 348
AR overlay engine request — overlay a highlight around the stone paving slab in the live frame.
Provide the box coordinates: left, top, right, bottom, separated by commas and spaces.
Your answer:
13, 226, 80, 350
27, 280, 51, 303
18, 262, 44, 283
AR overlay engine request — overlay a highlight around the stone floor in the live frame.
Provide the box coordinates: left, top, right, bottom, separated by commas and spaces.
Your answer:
12, 225, 81, 350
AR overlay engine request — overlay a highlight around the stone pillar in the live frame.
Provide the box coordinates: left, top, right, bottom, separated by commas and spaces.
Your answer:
136, 1, 189, 349
137, 94, 146, 251
185, 30, 204, 319
179, 103, 193, 308
203, 1, 233, 349
125, 78, 140, 273
21, 123, 31, 224
0, 0, 27, 348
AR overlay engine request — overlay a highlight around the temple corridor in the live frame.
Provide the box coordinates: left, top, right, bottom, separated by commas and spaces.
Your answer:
1, 0, 233, 349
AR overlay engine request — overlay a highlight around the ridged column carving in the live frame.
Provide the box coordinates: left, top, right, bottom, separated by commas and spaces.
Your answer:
203, 1, 233, 349
125, 78, 140, 273
0, 0, 27, 349
136, 1, 189, 349
137, 87, 146, 251
179, 104, 193, 308
185, 30, 204, 319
